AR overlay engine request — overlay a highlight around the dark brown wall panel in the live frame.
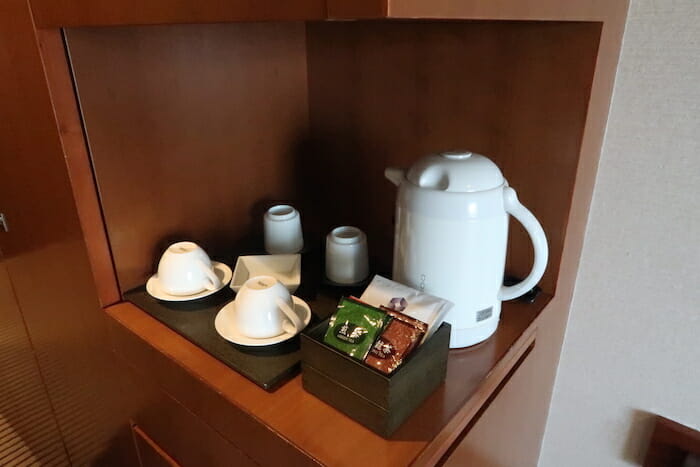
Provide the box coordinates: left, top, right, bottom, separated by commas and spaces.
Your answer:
68, 20, 597, 296
67, 23, 309, 293
305, 21, 601, 293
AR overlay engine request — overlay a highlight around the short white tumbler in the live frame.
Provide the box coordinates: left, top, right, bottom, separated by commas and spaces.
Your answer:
264, 205, 304, 254
325, 226, 369, 285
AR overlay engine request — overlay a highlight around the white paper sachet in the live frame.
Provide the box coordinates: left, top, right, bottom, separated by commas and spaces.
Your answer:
359, 275, 452, 342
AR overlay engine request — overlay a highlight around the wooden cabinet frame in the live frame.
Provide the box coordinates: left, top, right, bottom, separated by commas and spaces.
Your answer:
1, 1, 628, 465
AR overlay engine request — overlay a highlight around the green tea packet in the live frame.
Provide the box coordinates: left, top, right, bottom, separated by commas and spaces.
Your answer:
323, 297, 389, 360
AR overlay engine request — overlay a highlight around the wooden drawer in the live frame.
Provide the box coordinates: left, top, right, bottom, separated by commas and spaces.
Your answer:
133, 425, 181, 467
117, 355, 257, 467
109, 311, 311, 466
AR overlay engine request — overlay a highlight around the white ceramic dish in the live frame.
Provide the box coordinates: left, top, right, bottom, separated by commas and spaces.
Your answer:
231, 254, 301, 293
146, 262, 232, 302
214, 296, 311, 346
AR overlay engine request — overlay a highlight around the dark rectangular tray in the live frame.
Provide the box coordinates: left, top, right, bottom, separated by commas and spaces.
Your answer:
124, 254, 360, 392
125, 285, 319, 391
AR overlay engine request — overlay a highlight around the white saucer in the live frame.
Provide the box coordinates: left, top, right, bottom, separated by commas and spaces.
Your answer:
146, 262, 232, 302
214, 296, 311, 347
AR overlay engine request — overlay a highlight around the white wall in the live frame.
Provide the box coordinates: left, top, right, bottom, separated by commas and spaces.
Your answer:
539, 0, 700, 465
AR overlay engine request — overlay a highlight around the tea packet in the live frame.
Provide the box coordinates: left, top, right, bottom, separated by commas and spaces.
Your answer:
359, 275, 452, 342
382, 308, 429, 335
323, 297, 388, 360
364, 309, 427, 374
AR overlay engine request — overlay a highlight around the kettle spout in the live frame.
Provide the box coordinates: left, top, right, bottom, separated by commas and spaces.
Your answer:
385, 167, 406, 187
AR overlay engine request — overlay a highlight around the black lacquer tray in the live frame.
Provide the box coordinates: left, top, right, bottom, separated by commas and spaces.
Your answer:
125, 285, 312, 391
123, 250, 365, 391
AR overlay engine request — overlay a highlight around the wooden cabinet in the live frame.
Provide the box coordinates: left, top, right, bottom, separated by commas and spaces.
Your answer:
0, 0, 628, 465
120, 357, 255, 467
133, 427, 181, 467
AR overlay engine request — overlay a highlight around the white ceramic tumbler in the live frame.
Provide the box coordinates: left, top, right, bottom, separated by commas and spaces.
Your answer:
325, 226, 369, 284
264, 205, 304, 254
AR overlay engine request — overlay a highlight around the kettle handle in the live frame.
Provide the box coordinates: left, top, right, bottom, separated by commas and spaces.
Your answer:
498, 187, 549, 301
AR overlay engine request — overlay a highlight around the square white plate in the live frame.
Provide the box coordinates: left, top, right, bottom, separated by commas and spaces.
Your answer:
231, 254, 301, 293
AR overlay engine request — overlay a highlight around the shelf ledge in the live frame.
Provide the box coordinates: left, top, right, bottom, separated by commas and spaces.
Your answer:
105, 293, 550, 466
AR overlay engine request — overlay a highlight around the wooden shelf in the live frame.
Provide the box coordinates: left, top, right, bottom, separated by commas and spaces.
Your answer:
106, 293, 549, 466
327, 0, 626, 21
30, 0, 327, 28
29, 0, 626, 28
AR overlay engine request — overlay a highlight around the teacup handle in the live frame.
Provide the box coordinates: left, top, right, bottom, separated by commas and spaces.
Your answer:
276, 297, 303, 334
199, 261, 222, 291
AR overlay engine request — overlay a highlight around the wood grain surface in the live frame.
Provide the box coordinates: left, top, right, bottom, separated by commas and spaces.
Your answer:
67, 19, 600, 297
5, 0, 627, 464
122, 361, 256, 467
37, 28, 121, 307
305, 20, 601, 294
329, 0, 624, 21
30, 0, 326, 28
66, 23, 310, 293
106, 295, 547, 466
133, 426, 182, 467
0, 1, 138, 463
28, 0, 625, 26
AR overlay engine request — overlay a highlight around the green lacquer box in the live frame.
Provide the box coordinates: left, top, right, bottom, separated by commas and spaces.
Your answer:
301, 318, 450, 437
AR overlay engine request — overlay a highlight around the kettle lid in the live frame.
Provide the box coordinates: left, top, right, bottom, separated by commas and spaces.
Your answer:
406, 151, 505, 192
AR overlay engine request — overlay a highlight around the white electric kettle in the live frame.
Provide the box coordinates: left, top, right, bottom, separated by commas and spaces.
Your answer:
385, 151, 548, 348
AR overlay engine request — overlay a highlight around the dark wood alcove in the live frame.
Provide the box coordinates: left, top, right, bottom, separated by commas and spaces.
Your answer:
67, 19, 600, 297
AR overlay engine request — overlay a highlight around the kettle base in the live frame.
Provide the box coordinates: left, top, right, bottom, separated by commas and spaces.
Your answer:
449, 319, 499, 348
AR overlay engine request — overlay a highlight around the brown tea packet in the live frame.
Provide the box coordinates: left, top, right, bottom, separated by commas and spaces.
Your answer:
364, 311, 426, 375
381, 308, 428, 335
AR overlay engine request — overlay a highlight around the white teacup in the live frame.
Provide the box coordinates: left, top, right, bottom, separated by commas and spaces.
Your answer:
234, 275, 303, 338
157, 241, 222, 296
